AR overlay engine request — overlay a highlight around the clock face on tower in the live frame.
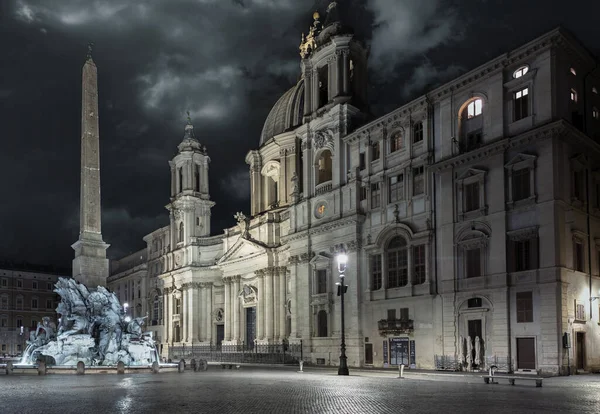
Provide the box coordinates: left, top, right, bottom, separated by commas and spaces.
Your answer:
314, 200, 327, 219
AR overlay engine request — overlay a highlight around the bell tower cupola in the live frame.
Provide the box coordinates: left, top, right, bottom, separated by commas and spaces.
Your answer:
299, 0, 368, 118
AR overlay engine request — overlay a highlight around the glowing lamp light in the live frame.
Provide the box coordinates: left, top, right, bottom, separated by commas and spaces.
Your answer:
336, 253, 348, 274
124, 316, 131, 323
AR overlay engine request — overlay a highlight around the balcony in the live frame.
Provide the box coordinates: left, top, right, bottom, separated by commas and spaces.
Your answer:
315, 181, 332, 196
377, 319, 414, 336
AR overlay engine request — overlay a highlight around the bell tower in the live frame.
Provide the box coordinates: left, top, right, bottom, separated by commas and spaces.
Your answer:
166, 114, 215, 253
299, 0, 368, 118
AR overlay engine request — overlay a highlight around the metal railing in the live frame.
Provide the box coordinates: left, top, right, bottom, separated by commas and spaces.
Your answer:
435, 354, 513, 372
168, 341, 302, 365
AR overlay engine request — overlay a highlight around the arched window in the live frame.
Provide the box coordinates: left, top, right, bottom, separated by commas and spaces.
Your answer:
178, 167, 183, 193
178, 222, 184, 243
466, 99, 482, 119
387, 237, 408, 288
513, 65, 529, 79
317, 150, 332, 184
460, 98, 484, 153
390, 131, 403, 153
195, 165, 200, 192
317, 310, 328, 337
0, 295, 8, 310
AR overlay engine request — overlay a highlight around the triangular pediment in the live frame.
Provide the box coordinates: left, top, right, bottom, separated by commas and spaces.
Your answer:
218, 237, 267, 264
456, 168, 486, 180
505, 153, 536, 168
309, 252, 332, 267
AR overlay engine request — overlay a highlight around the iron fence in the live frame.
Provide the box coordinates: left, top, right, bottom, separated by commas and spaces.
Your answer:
435, 354, 513, 372
434, 355, 461, 371
168, 341, 302, 365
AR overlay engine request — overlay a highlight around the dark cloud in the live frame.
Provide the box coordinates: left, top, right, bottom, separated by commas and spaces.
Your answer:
1, 0, 599, 268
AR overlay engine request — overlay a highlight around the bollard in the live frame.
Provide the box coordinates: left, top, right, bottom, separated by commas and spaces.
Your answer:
298, 360, 304, 373
398, 364, 405, 379
117, 361, 125, 374
191, 359, 197, 372
152, 361, 160, 374
5, 361, 13, 375
76, 361, 85, 375
38, 361, 46, 376
178, 359, 185, 373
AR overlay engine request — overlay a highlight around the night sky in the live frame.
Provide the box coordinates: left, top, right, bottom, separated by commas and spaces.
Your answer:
1, 0, 598, 270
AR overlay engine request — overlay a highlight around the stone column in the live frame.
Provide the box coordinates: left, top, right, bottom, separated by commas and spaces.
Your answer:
257, 270, 265, 340
289, 260, 298, 338
312, 69, 320, 110
279, 148, 287, 205
164, 288, 170, 343
250, 165, 262, 215
273, 269, 280, 340
191, 284, 199, 343
425, 242, 430, 283
279, 267, 287, 340
199, 283, 206, 342
342, 50, 350, 96
303, 69, 312, 116
206, 283, 213, 344
233, 276, 240, 341
407, 247, 413, 287
224, 278, 231, 341
201, 159, 209, 195
265, 268, 274, 342
170, 164, 176, 197
182, 286, 188, 343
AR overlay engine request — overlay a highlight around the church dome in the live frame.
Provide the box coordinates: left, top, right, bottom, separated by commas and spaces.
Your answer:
259, 79, 305, 146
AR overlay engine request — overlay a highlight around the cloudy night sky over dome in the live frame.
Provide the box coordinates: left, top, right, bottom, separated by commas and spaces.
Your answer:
0, 0, 598, 269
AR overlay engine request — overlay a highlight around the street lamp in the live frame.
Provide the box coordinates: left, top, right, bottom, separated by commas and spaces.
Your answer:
336, 250, 349, 376
123, 303, 131, 322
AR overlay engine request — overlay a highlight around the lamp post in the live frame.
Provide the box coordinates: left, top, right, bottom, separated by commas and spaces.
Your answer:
336, 250, 349, 376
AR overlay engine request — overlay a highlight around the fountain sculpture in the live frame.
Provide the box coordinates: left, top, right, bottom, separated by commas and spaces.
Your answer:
20, 278, 158, 367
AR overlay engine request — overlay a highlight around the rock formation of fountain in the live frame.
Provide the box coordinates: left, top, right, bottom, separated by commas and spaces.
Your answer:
20, 278, 158, 367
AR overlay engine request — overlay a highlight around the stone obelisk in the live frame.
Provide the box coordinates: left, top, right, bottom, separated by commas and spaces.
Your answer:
72, 44, 109, 288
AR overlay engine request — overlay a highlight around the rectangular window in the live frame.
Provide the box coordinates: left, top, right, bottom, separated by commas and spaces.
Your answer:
371, 142, 381, 161
32, 281, 38, 290
371, 183, 381, 208
512, 168, 531, 201
371, 254, 382, 291
31, 298, 38, 309
359, 153, 366, 170
0, 297, 7, 309
316, 269, 327, 294
390, 132, 403, 153
413, 122, 424, 143
575, 301, 586, 321
514, 87, 529, 121
574, 241, 584, 272
400, 308, 409, 321
413, 166, 424, 196
17, 279, 22, 288
516, 291, 533, 323
47, 282, 53, 290
466, 248, 481, 278
387, 249, 408, 288
360, 186, 367, 201
46, 299, 53, 309
387, 309, 396, 321
389, 174, 404, 203
1, 279, 6, 287
16, 297, 22, 310
413, 245, 426, 284
464, 182, 480, 212
514, 239, 536, 272
16, 318, 23, 328
573, 170, 584, 200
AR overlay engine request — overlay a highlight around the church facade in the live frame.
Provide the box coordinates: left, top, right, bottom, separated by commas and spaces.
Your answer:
108, 4, 600, 375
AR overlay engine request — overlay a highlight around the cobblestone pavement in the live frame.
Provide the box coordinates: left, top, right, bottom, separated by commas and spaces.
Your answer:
1, 367, 600, 414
